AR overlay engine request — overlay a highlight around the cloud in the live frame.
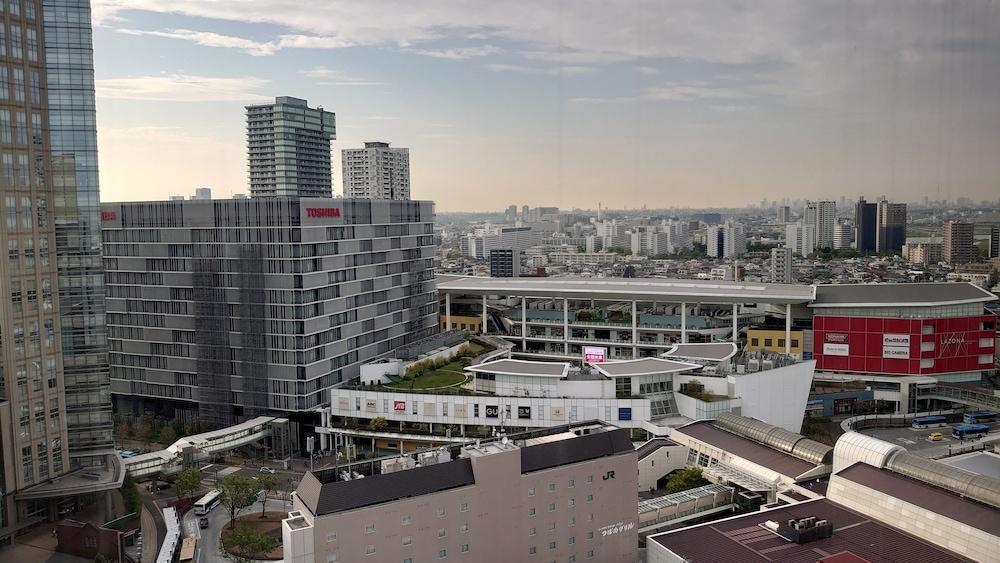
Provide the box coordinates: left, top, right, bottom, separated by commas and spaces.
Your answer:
96, 74, 272, 102
570, 80, 749, 105
299, 66, 389, 86
115, 27, 350, 56
483, 63, 594, 76
406, 45, 500, 60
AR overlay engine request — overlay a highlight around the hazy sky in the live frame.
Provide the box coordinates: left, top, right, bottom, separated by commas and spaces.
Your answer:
92, 1, 1000, 211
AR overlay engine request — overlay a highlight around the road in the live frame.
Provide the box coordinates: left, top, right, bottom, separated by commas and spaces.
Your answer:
859, 423, 1000, 458
182, 497, 291, 563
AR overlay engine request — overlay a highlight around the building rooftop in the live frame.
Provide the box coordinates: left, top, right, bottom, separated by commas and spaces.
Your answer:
296, 426, 635, 517
438, 276, 816, 304
466, 359, 570, 378
836, 462, 1000, 536
811, 281, 996, 308
592, 357, 702, 377
939, 451, 1000, 480
676, 421, 819, 479
662, 342, 738, 362
649, 498, 965, 563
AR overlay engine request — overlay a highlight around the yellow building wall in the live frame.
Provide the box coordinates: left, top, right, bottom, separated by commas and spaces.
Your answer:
440, 314, 482, 333
746, 328, 804, 355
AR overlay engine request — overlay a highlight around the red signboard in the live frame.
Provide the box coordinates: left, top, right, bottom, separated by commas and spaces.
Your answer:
814, 314, 995, 376
101, 211, 117, 221
393, 400, 406, 412
306, 207, 341, 218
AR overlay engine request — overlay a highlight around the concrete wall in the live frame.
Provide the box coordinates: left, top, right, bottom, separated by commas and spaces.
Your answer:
637, 445, 688, 492
729, 361, 815, 433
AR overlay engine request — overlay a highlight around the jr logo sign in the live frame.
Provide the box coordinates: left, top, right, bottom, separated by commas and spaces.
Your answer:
602, 470, 615, 480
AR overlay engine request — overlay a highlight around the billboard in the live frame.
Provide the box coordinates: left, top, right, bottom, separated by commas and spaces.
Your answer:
517, 406, 532, 419
485, 405, 499, 418
583, 346, 607, 364
882, 333, 910, 359
822, 343, 849, 356
393, 400, 406, 412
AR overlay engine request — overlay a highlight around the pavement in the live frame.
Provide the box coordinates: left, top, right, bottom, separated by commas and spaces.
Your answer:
182, 497, 290, 563
858, 422, 1000, 458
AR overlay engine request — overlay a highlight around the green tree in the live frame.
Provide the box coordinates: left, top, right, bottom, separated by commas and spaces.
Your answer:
135, 414, 154, 448
173, 467, 201, 500
158, 425, 177, 446
94, 554, 109, 563
219, 526, 277, 563
256, 473, 278, 517
368, 417, 389, 432
121, 475, 141, 515
665, 467, 709, 493
219, 474, 259, 530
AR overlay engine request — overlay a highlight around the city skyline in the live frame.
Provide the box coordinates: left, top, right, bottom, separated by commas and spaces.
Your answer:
92, 1, 1000, 210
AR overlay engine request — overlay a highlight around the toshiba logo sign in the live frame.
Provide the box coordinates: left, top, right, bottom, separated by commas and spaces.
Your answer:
305, 207, 341, 218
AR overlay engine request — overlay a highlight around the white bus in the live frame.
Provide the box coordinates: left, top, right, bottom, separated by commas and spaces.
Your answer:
193, 490, 221, 515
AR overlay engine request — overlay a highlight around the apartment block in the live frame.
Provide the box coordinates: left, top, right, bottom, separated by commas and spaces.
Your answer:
342, 141, 410, 200
101, 198, 437, 429
246, 96, 336, 198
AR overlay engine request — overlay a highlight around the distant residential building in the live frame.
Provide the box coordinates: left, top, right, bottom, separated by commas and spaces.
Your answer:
191, 187, 212, 200
548, 252, 619, 266
504, 205, 518, 223
776, 205, 791, 223
854, 197, 877, 252
803, 200, 836, 249
770, 247, 793, 283
943, 221, 976, 264
707, 221, 746, 258
832, 222, 853, 250
876, 199, 907, 254
785, 222, 817, 257
246, 96, 336, 198
946, 272, 990, 288
168, 195, 185, 201
905, 242, 943, 266
990, 225, 999, 259
521, 205, 529, 222
342, 141, 411, 200
489, 249, 520, 278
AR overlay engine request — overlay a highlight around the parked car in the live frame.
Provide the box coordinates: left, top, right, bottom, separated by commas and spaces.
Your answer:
259, 466, 276, 474
199, 517, 209, 529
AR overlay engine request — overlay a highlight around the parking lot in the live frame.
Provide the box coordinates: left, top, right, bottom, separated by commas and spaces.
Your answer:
859, 423, 1000, 458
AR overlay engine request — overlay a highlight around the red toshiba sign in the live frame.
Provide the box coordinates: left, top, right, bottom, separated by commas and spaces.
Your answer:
101, 211, 117, 221
306, 207, 341, 218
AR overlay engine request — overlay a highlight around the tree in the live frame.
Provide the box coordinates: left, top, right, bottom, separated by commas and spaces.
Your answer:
94, 554, 109, 563
219, 526, 277, 563
665, 467, 709, 493
173, 467, 201, 500
158, 426, 177, 446
368, 417, 389, 432
256, 473, 278, 517
219, 474, 259, 530
135, 414, 154, 448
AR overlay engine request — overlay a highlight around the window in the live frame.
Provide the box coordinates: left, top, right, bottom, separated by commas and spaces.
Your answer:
568, 499, 575, 508
586, 475, 593, 483
751, 337, 759, 346
528, 487, 536, 496
460, 544, 469, 553
778, 339, 785, 348
791, 339, 799, 347
401, 515, 411, 525
587, 513, 594, 522
569, 516, 576, 526
569, 536, 576, 545
438, 549, 447, 559
548, 522, 555, 530
586, 531, 594, 539
548, 502, 555, 512
436, 507, 446, 517
586, 494, 593, 503
764, 338, 773, 347
548, 542, 556, 550
437, 528, 446, 538
528, 507, 536, 516
365, 545, 375, 556
587, 551, 594, 559
529, 547, 537, 555
528, 527, 536, 536
365, 523, 375, 534
568, 479, 575, 488
326, 533, 337, 542
460, 502, 468, 512
326, 554, 337, 562
547, 483, 555, 492
402, 536, 412, 546
458, 523, 468, 533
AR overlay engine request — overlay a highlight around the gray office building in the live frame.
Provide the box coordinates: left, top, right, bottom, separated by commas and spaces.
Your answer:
489, 248, 520, 278
101, 198, 437, 431
246, 96, 336, 198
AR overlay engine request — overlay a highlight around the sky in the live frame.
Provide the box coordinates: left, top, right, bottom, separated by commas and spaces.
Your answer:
91, 1, 1000, 211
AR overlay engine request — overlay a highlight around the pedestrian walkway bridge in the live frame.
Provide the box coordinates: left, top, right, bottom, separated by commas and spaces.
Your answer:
916, 383, 1000, 413
123, 416, 289, 479
637, 484, 735, 532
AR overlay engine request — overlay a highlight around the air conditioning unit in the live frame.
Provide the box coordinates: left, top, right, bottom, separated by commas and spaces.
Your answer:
762, 360, 774, 371
747, 359, 760, 373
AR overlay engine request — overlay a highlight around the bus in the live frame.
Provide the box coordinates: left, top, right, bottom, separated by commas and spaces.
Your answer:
962, 411, 997, 425
911, 415, 947, 429
952, 424, 989, 440
193, 490, 221, 515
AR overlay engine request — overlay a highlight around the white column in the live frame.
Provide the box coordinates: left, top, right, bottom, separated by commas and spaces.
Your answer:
445, 292, 451, 331
680, 302, 687, 344
482, 295, 487, 335
785, 303, 792, 354
563, 298, 570, 354
631, 300, 638, 359
521, 296, 527, 351
732, 303, 739, 343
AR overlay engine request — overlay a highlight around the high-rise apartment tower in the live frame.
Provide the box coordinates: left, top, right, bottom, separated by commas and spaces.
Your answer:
342, 141, 410, 200
246, 96, 336, 198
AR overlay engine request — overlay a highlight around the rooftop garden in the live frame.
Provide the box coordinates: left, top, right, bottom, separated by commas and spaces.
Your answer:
372, 340, 494, 395
678, 381, 729, 403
